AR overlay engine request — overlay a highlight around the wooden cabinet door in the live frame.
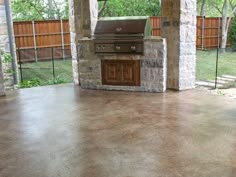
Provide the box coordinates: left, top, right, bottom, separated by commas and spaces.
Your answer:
102, 60, 140, 86
102, 60, 121, 85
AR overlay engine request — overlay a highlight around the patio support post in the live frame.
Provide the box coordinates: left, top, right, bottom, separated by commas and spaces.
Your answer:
0, 0, 18, 89
68, 0, 98, 84
161, 0, 197, 90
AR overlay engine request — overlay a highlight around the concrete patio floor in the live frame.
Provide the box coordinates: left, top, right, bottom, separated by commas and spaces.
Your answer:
0, 84, 236, 177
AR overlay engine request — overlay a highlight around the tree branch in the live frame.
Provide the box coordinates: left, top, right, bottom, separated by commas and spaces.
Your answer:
98, 0, 108, 17
210, 1, 223, 15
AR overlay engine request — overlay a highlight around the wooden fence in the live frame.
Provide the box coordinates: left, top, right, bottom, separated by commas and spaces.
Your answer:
13, 17, 232, 62
150, 16, 231, 49
150, 16, 161, 36
196, 17, 231, 49
13, 20, 71, 62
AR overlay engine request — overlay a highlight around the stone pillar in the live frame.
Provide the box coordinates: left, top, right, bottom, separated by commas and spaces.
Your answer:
161, 0, 196, 90
0, 0, 18, 89
68, 0, 98, 84
0, 0, 7, 94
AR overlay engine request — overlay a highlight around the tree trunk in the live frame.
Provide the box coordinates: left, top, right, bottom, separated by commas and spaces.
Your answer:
200, 0, 207, 16
221, 0, 228, 50
48, 0, 54, 19
98, 0, 108, 17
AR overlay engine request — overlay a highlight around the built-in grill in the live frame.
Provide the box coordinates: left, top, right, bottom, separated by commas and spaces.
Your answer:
94, 16, 151, 54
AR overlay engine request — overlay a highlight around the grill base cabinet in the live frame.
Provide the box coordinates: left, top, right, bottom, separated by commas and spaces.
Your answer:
102, 60, 140, 86
78, 37, 167, 93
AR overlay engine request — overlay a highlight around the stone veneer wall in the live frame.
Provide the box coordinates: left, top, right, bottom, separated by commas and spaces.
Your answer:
161, 0, 196, 90
0, 55, 5, 96
78, 37, 167, 93
0, 0, 6, 94
68, 0, 98, 84
0, 0, 17, 89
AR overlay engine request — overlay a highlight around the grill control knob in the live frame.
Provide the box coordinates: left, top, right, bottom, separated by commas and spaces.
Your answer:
116, 27, 122, 32
131, 46, 136, 51
115, 46, 121, 50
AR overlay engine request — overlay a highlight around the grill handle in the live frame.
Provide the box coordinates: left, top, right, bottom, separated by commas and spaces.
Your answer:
131, 46, 136, 51
115, 45, 121, 51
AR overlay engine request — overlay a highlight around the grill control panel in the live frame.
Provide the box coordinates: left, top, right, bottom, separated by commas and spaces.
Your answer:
95, 43, 143, 54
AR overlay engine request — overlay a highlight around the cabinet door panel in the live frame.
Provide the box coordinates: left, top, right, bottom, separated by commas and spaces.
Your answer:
102, 60, 121, 85
121, 61, 136, 85
102, 60, 140, 86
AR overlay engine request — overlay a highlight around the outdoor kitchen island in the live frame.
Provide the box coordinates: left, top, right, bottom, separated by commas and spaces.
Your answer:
78, 17, 167, 93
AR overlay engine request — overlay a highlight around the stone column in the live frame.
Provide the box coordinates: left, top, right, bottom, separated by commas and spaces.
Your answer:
0, 0, 18, 89
161, 0, 196, 90
68, 0, 98, 84
0, 0, 7, 94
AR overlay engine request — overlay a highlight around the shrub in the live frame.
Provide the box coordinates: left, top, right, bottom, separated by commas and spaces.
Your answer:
19, 79, 41, 88
0, 50, 12, 63
229, 17, 236, 49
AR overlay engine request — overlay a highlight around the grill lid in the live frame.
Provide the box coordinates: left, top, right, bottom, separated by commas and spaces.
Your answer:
94, 16, 151, 36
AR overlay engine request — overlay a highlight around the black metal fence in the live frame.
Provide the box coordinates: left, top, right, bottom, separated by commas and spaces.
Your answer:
18, 47, 72, 88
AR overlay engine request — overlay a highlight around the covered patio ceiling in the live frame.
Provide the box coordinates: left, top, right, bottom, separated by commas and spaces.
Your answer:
0, 84, 236, 177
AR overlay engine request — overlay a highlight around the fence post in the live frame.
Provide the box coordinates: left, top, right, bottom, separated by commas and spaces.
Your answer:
60, 19, 65, 60
215, 17, 222, 89
201, 16, 205, 50
51, 47, 56, 83
18, 48, 23, 82
32, 20, 38, 62
215, 47, 219, 89
217, 17, 221, 48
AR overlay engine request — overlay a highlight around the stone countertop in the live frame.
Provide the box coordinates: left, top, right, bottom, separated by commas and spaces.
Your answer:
144, 36, 165, 41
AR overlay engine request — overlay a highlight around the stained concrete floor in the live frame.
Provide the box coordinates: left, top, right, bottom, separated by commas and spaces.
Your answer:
0, 84, 236, 177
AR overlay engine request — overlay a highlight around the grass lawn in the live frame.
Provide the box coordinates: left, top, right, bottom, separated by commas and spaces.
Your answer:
196, 50, 236, 81
19, 59, 72, 87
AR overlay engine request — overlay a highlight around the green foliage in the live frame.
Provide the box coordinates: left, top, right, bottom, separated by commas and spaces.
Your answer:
46, 75, 68, 85
12, 0, 69, 21
99, 0, 161, 17
229, 18, 236, 48
19, 76, 68, 88
197, 0, 236, 17
19, 79, 41, 88
12, 0, 160, 20
18, 60, 72, 88
0, 50, 12, 63
216, 89, 225, 96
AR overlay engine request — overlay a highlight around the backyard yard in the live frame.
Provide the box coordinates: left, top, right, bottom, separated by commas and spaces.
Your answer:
19, 59, 72, 88
196, 50, 236, 81
18, 50, 236, 88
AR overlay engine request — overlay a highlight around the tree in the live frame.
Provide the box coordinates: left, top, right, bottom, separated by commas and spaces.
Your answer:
12, 0, 69, 21
208, 0, 236, 49
198, 0, 207, 16
98, 0, 161, 17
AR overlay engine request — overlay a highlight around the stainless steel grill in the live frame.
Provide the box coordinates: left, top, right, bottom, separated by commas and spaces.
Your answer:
94, 16, 151, 54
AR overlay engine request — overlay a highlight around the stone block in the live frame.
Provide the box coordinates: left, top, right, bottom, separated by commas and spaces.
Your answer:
141, 59, 164, 68
0, 56, 5, 96
78, 39, 96, 59
72, 60, 79, 84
